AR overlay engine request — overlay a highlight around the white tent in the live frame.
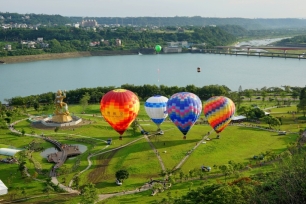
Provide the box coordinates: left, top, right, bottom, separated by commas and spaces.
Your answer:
232, 115, 247, 121
0, 180, 8, 195
0, 148, 22, 156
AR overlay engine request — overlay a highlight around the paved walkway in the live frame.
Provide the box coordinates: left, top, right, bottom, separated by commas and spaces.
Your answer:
173, 130, 213, 170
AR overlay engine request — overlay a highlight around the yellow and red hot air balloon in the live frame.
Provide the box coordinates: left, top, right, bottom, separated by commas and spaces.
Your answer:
203, 96, 235, 134
100, 89, 140, 140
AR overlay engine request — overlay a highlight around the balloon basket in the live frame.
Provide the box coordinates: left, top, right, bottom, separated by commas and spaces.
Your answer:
183, 136, 186, 140
119, 136, 122, 140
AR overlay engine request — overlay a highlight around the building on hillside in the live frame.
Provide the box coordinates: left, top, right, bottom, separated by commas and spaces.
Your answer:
103, 40, 110, 46
116, 39, 122, 46
163, 46, 182, 53
37, 37, 43, 42
73, 23, 80, 28
81, 19, 98, 27
177, 27, 185, 32
40, 42, 49, 48
89, 41, 100, 47
5, 44, 11, 51
167, 41, 189, 48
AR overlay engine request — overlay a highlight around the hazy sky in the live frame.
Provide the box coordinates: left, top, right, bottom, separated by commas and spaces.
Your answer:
1, 0, 305, 18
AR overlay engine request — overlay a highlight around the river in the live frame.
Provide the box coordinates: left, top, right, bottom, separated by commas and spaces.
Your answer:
0, 38, 305, 103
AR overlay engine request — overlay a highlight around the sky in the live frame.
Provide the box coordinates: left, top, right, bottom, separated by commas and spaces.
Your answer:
1, 0, 306, 18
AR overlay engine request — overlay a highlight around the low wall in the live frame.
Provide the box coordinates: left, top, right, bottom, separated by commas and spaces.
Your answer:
41, 116, 82, 127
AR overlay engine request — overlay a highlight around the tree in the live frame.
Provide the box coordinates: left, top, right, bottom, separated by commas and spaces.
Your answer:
280, 92, 287, 105
297, 98, 306, 117
244, 89, 253, 102
263, 116, 281, 129
21, 128, 26, 136
115, 169, 129, 183
261, 91, 267, 101
237, 106, 251, 118
80, 92, 91, 112
74, 175, 80, 190
298, 87, 306, 117
33, 101, 40, 112
80, 183, 98, 204
18, 161, 27, 177
219, 164, 234, 182
237, 85, 243, 108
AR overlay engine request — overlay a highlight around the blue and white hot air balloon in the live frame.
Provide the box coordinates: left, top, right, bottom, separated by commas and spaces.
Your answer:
145, 95, 168, 130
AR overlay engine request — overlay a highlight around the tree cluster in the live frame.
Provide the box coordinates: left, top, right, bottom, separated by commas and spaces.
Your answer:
170, 148, 306, 204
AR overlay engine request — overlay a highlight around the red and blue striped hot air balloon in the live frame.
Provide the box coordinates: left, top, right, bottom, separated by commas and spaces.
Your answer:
203, 96, 235, 134
167, 92, 202, 139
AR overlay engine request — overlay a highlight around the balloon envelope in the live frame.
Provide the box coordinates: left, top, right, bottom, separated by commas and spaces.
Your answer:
203, 96, 235, 133
167, 92, 202, 136
145, 95, 168, 129
155, 45, 162, 52
100, 89, 140, 135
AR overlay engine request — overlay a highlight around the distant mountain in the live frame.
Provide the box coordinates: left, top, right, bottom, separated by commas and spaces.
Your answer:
1, 12, 306, 30
0, 12, 72, 25
68, 16, 306, 30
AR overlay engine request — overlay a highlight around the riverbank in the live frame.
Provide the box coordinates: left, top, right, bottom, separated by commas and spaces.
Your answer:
0, 50, 142, 64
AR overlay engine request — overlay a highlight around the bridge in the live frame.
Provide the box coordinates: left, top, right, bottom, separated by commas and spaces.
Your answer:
215, 46, 306, 51
201, 45, 306, 59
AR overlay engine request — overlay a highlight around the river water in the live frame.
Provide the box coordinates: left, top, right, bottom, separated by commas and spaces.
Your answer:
0, 38, 305, 103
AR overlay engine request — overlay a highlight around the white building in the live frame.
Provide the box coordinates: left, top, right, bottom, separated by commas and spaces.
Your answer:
0, 180, 8, 195
163, 46, 182, 53
73, 23, 80, 28
167, 41, 189, 48
5, 44, 11, 51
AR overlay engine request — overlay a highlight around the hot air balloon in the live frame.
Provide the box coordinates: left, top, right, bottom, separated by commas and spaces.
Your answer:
167, 92, 202, 139
100, 89, 140, 140
145, 95, 168, 131
155, 45, 162, 53
203, 96, 235, 134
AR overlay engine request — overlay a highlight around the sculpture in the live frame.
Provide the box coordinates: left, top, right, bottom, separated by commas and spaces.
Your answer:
52, 90, 72, 123
54, 90, 69, 115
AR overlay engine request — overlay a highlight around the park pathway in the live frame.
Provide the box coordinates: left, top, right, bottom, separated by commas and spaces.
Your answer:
144, 135, 166, 171
173, 130, 213, 170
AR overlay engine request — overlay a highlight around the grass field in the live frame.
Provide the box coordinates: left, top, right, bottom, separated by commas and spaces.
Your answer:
0, 101, 304, 203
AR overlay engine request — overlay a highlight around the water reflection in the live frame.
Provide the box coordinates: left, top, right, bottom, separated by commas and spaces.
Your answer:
40, 144, 87, 159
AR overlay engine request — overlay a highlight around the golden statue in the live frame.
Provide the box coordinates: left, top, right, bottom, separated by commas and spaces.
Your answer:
52, 90, 72, 123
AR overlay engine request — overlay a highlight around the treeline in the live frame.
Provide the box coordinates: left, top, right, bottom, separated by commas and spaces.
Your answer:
219, 25, 306, 38
169, 146, 306, 204
69, 16, 306, 30
0, 26, 236, 56
276, 35, 306, 46
7, 84, 231, 106
6, 84, 304, 107
0, 12, 72, 25
2, 12, 306, 30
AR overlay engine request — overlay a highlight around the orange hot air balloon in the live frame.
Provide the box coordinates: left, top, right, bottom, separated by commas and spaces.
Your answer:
203, 96, 235, 134
100, 89, 140, 139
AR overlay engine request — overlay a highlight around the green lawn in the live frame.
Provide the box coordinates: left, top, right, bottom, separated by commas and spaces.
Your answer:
0, 102, 304, 203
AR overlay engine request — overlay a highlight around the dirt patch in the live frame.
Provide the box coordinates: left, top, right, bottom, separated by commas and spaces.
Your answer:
0, 50, 139, 64
87, 150, 118, 183
0, 52, 92, 64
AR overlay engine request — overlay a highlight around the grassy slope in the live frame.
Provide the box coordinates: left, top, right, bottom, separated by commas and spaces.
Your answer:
0, 102, 304, 203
